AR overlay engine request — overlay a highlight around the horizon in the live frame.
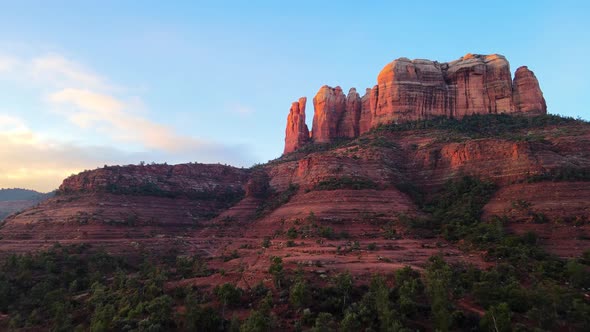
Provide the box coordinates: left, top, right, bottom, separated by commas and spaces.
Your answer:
1, 1, 590, 192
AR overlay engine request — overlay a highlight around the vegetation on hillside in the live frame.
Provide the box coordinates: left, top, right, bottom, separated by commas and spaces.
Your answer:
274, 114, 589, 163
1, 114, 589, 330
1, 240, 587, 331
375, 113, 588, 140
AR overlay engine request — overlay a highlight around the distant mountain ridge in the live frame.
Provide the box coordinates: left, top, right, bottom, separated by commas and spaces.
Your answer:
0, 188, 54, 221
0, 188, 52, 201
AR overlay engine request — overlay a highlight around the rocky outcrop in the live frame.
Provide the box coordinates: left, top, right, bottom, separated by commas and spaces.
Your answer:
284, 97, 310, 154
512, 66, 547, 115
284, 53, 547, 152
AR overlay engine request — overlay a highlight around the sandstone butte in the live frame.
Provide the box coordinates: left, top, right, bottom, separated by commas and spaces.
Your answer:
2, 52, 589, 287
284, 53, 546, 153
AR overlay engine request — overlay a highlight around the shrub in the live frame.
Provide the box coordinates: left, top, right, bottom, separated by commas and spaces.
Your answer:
287, 227, 298, 239
314, 177, 378, 191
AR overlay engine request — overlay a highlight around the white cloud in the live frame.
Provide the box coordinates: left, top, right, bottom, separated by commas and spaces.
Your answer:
0, 51, 255, 191
29, 53, 109, 90
47, 88, 213, 152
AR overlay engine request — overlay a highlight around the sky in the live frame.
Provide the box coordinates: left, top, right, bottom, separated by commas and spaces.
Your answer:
0, 0, 589, 192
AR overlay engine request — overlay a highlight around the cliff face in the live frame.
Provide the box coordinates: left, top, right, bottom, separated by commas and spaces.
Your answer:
283, 53, 547, 153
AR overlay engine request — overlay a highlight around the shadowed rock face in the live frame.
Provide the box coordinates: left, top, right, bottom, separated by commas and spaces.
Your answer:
512, 66, 547, 115
284, 53, 547, 153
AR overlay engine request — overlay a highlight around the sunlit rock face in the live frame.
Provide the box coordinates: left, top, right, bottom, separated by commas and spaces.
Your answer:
284, 97, 310, 154
338, 88, 362, 138
373, 53, 526, 125
284, 53, 547, 152
311, 85, 347, 143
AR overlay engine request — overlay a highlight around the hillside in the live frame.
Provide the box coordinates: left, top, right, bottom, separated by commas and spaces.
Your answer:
0, 54, 589, 331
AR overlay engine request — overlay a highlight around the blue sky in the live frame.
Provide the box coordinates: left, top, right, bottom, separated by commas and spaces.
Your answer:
0, 0, 589, 191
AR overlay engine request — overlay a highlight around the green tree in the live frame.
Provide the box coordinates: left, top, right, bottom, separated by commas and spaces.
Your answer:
425, 255, 452, 332
290, 279, 310, 309
240, 309, 275, 332
480, 303, 512, 332
370, 275, 402, 332
566, 259, 590, 289
287, 227, 298, 239
214, 283, 243, 317
340, 311, 361, 332
395, 266, 423, 318
268, 256, 284, 288
185, 305, 222, 331
145, 295, 174, 327
334, 271, 353, 311
90, 303, 115, 332
312, 312, 335, 332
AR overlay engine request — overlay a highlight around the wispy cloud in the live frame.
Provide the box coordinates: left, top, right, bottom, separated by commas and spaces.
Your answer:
48, 88, 209, 152
0, 51, 255, 191
29, 54, 109, 90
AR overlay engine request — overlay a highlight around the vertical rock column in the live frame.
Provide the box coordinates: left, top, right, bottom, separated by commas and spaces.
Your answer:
311, 86, 346, 143
283, 97, 310, 154
512, 66, 547, 115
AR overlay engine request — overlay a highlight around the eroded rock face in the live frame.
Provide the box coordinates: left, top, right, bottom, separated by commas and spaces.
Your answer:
284, 97, 310, 154
311, 86, 346, 143
374, 57, 449, 125
373, 54, 519, 125
338, 88, 362, 138
512, 66, 547, 115
284, 53, 547, 152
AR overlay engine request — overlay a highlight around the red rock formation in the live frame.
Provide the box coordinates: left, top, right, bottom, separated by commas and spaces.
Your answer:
285, 53, 548, 151
512, 66, 547, 115
373, 54, 517, 125
311, 86, 346, 143
447, 54, 514, 117
374, 57, 449, 125
284, 97, 310, 154
338, 88, 362, 138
